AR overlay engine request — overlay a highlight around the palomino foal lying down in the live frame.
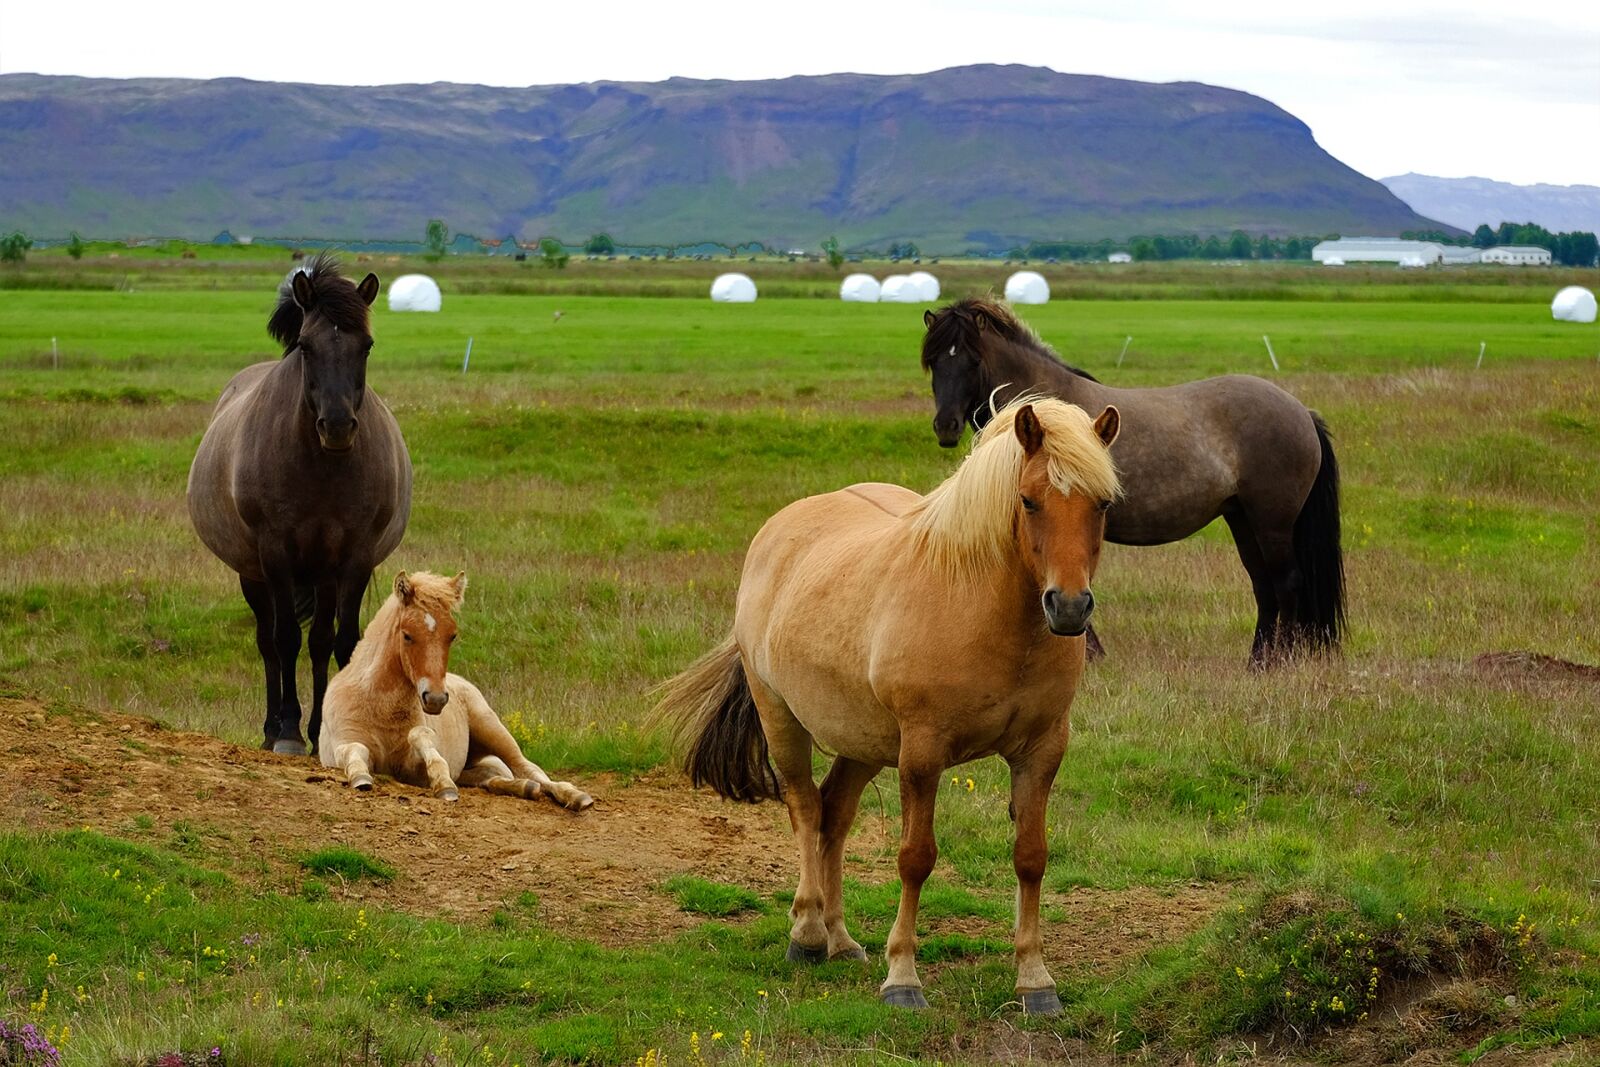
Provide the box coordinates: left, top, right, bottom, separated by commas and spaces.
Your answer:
320, 571, 592, 810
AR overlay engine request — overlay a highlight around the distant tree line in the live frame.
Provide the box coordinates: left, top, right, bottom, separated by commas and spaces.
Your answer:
1010, 232, 1325, 262
1469, 222, 1597, 267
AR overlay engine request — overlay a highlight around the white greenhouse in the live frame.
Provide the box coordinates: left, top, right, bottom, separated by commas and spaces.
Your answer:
1005, 271, 1050, 305
710, 273, 757, 303
388, 274, 442, 312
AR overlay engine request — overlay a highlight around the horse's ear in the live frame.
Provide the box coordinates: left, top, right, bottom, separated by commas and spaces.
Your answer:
973, 311, 987, 331
1014, 404, 1044, 457
290, 270, 316, 312
450, 571, 467, 605
1093, 405, 1121, 448
357, 273, 380, 306
923, 309, 936, 329
394, 571, 414, 605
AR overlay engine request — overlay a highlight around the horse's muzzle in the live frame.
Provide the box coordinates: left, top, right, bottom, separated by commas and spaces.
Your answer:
933, 415, 963, 448
316, 416, 359, 453
421, 690, 450, 715
1043, 588, 1094, 637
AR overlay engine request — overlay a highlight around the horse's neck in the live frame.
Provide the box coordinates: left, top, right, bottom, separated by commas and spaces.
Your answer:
985, 340, 1091, 401
260, 351, 319, 442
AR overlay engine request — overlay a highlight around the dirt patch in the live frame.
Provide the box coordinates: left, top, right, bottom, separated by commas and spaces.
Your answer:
0, 696, 1233, 965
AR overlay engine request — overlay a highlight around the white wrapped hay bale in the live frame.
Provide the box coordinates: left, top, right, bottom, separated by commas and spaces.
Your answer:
839, 273, 881, 302
1005, 270, 1050, 305
879, 275, 922, 303
710, 273, 757, 302
388, 274, 442, 312
1552, 286, 1597, 324
908, 271, 940, 301
1322, 256, 1345, 267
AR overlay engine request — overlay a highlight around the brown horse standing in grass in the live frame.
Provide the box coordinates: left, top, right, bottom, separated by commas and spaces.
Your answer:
921, 298, 1344, 667
320, 571, 593, 810
188, 254, 412, 755
658, 398, 1120, 1013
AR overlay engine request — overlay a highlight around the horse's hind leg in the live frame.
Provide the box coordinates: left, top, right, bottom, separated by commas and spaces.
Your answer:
817, 756, 879, 961
1223, 508, 1280, 669
332, 567, 369, 669
458, 756, 541, 799
240, 576, 281, 750
460, 685, 592, 810
744, 673, 829, 964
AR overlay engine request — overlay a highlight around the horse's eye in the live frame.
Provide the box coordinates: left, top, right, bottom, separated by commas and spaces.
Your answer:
1021, 495, 1039, 513
1098, 500, 1113, 513
448, 633, 457, 643
403, 633, 413, 643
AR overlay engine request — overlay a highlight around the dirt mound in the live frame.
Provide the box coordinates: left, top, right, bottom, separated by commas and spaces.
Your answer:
1473, 651, 1600, 682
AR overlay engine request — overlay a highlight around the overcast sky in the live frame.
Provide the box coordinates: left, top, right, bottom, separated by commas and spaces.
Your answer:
3, 0, 1596, 186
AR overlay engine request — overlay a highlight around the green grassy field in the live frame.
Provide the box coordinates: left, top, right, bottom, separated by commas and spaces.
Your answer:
1, 257, 1598, 1064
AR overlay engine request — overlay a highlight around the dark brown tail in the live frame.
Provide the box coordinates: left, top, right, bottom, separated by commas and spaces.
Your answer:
653, 636, 781, 803
1291, 413, 1346, 650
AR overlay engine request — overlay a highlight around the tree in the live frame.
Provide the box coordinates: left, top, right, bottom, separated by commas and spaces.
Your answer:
584, 233, 615, 255
1129, 238, 1156, 261
424, 219, 448, 261
0, 231, 31, 263
67, 232, 85, 260
821, 235, 844, 270
1471, 224, 1495, 248
539, 237, 569, 270
1226, 230, 1252, 259
1284, 237, 1305, 260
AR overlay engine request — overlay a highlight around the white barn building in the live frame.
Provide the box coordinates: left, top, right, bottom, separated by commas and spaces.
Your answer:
1481, 245, 1552, 266
1312, 238, 1480, 266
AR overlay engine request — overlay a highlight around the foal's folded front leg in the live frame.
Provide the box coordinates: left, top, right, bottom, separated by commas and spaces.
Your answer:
407, 726, 460, 801
334, 741, 376, 791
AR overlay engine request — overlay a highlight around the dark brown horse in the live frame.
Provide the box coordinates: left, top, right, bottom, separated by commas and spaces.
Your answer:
921, 299, 1343, 666
188, 254, 412, 754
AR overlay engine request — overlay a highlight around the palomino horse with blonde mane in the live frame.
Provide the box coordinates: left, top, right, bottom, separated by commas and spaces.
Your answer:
320, 571, 593, 810
658, 398, 1120, 1013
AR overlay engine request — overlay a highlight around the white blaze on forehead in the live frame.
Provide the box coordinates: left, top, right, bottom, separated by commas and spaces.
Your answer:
423, 612, 436, 632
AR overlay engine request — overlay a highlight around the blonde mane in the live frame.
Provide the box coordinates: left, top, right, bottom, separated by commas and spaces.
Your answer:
907, 397, 1120, 581
345, 571, 465, 688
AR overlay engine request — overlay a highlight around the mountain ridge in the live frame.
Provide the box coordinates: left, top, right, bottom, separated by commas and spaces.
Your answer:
0, 64, 1448, 249
1380, 173, 1600, 235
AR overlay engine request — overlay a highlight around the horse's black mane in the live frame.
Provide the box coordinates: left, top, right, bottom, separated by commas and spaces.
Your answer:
267, 252, 372, 352
920, 297, 1099, 383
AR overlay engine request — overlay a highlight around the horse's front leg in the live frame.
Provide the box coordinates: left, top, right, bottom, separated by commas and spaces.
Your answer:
407, 726, 458, 801
1008, 743, 1069, 1015
260, 551, 306, 755
333, 741, 376, 791
882, 753, 942, 1008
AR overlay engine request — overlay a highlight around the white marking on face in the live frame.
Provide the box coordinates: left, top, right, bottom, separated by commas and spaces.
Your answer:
423, 612, 436, 632
417, 677, 428, 698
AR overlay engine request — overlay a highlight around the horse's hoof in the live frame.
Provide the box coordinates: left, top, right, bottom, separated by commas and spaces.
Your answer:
272, 739, 308, 757
786, 940, 828, 964
880, 985, 928, 1009
439, 788, 459, 802
568, 792, 594, 811
832, 945, 869, 962
350, 775, 374, 791
1021, 988, 1063, 1015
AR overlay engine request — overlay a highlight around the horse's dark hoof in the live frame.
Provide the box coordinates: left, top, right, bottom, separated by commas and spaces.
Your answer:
272, 738, 308, 756
786, 940, 828, 964
880, 985, 928, 1009
1021, 988, 1063, 1015
832, 945, 868, 962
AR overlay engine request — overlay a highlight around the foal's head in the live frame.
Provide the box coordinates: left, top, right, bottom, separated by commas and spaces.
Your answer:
1010, 402, 1121, 636
267, 253, 381, 453
388, 571, 466, 714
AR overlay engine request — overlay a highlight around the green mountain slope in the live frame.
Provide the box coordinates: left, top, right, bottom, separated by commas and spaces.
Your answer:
0, 64, 1447, 248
